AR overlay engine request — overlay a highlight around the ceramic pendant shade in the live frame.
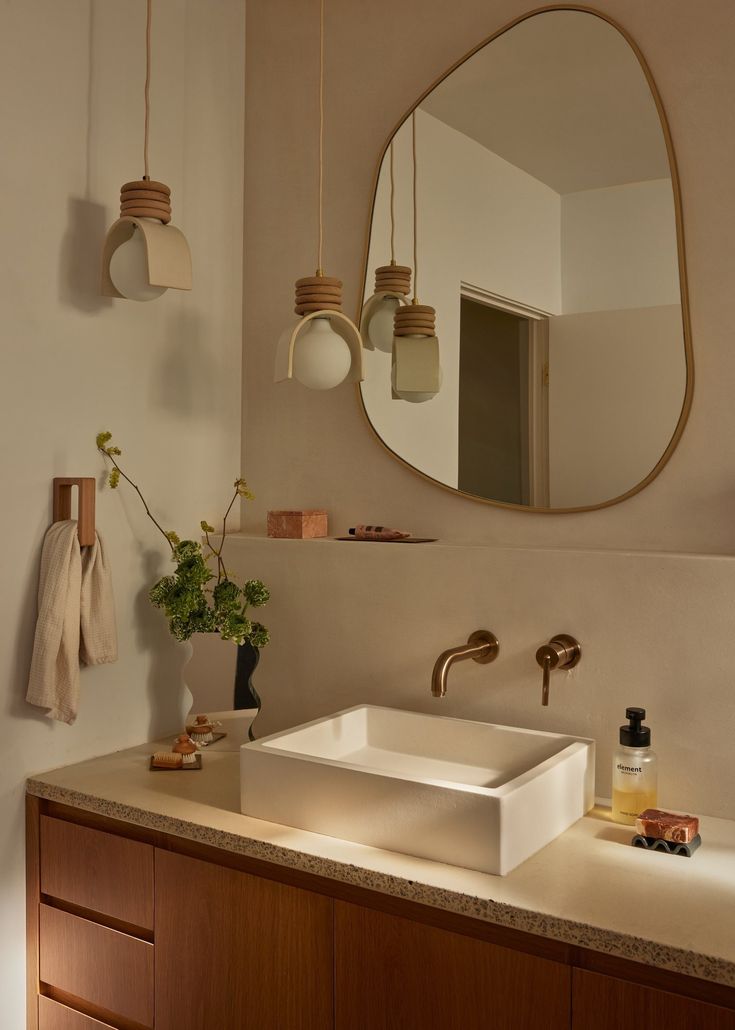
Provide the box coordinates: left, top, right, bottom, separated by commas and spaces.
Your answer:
362, 263, 412, 353
391, 302, 441, 402
275, 0, 363, 388
101, 1, 191, 301
275, 275, 363, 388
101, 180, 191, 300
361, 144, 413, 352
391, 114, 441, 402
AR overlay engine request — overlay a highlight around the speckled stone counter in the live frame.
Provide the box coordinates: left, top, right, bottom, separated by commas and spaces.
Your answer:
26, 718, 735, 989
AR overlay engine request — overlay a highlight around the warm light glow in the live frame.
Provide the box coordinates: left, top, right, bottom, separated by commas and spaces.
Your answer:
292, 317, 352, 389
366, 296, 401, 352
108, 226, 166, 301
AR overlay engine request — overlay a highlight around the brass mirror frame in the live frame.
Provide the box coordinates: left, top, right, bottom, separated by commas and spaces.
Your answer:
356, 4, 694, 515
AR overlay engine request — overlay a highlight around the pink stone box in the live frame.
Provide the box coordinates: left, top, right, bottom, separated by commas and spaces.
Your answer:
267, 510, 328, 539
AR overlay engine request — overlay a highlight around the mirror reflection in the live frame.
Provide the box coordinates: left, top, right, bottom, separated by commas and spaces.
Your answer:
360, 10, 689, 510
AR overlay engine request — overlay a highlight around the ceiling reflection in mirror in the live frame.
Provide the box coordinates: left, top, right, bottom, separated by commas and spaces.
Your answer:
359, 10, 690, 511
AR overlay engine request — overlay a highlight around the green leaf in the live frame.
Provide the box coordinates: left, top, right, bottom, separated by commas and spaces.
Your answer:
249, 621, 270, 648
234, 478, 255, 500
243, 579, 269, 608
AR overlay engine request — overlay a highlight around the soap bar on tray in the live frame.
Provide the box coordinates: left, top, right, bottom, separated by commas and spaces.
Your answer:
634, 808, 699, 843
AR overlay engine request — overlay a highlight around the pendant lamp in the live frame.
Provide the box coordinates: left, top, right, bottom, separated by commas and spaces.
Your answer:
391, 112, 441, 403
361, 143, 411, 353
101, 0, 191, 301
275, 0, 363, 389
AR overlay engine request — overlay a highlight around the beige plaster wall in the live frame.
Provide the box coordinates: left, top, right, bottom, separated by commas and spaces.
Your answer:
0, 1, 245, 1024
236, 0, 735, 856
242, 0, 735, 550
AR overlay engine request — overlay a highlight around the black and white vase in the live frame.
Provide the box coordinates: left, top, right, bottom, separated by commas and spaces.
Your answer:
184, 634, 263, 740
234, 640, 261, 741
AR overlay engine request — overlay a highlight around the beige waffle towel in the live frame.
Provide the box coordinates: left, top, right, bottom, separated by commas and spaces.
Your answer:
26, 521, 117, 724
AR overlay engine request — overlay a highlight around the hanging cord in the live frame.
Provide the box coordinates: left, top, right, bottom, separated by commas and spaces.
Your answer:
143, 0, 152, 180
412, 111, 418, 302
392, 110, 435, 336
389, 142, 395, 264
118, 0, 172, 223
317, 0, 325, 274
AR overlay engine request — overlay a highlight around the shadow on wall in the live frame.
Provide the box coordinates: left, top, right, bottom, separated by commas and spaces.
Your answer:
136, 547, 192, 741
57, 2, 112, 316
150, 311, 218, 419
58, 197, 113, 315
6, 515, 51, 727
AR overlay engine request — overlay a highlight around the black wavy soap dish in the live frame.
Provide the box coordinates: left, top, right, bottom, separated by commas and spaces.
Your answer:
631, 833, 702, 857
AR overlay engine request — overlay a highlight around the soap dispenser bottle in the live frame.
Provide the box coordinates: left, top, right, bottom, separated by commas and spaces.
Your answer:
612, 707, 658, 825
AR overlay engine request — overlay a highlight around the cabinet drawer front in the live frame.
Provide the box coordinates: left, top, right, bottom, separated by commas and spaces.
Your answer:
335, 901, 570, 1030
573, 970, 735, 1029
39, 995, 117, 1030
39, 905, 154, 1028
41, 816, 154, 930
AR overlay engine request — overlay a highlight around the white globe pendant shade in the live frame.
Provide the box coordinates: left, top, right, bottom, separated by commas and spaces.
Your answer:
108, 226, 167, 301
362, 294, 402, 353
292, 317, 353, 390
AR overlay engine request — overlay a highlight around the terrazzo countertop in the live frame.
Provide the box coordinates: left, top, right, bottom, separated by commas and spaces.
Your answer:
26, 714, 735, 989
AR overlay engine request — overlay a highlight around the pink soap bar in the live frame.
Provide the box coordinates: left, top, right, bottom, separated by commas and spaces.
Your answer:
635, 808, 699, 843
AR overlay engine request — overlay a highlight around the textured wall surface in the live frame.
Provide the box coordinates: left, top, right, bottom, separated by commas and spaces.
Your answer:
236, 0, 735, 836
0, 1, 245, 1024
242, 0, 735, 553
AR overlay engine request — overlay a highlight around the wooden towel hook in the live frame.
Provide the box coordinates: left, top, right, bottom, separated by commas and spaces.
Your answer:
52, 478, 96, 547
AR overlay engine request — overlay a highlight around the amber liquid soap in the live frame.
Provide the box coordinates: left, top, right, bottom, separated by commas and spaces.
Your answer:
611, 708, 657, 825
612, 786, 658, 825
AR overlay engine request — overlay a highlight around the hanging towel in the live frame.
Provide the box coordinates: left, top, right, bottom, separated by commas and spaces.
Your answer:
26, 521, 117, 724
80, 531, 118, 667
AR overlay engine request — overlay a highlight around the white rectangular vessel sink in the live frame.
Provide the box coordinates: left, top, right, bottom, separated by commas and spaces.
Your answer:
240, 705, 595, 876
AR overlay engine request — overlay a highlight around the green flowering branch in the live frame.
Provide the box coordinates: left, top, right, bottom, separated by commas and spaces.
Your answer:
95, 431, 269, 648
96, 431, 176, 552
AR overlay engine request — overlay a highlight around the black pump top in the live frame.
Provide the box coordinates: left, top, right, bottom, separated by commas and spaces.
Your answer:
620, 707, 651, 747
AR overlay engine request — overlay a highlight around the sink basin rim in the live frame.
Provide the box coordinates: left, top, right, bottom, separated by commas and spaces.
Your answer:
242, 704, 594, 798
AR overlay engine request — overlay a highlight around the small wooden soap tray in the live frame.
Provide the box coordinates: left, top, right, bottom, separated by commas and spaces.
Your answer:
184, 731, 227, 747
335, 536, 437, 544
149, 755, 202, 771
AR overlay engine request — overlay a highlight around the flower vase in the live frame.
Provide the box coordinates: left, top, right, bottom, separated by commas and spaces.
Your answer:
235, 640, 261, 740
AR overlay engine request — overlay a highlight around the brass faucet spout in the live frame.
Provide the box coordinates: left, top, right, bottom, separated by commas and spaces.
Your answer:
431, 631, 499, 697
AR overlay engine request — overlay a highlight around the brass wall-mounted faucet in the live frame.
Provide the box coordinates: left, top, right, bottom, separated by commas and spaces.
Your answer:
535, 634, 581, 705
431, 630, 500, 697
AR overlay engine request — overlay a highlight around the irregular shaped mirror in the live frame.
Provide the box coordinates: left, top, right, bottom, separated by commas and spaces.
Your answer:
359, 9, 691, 511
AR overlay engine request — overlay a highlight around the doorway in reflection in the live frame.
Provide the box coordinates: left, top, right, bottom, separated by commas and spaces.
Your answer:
459, 297, 549, 505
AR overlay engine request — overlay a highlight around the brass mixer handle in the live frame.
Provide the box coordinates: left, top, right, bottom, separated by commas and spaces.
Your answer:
541, 654, 552, 706
535, 635, 581, 706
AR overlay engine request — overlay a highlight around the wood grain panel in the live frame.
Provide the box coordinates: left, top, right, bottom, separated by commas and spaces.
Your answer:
41, 816, 153, 930
27, 796, 41, 1030
335, 900, 570, 1030
39, 905, 153, 1028
573, 970, 735, 1029
39, 995, 116, 1029
155, 849, 333, 1030
32, 801, 735, 1015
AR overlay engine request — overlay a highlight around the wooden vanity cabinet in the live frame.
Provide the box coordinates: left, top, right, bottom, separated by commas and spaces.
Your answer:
27, 799, 735, 1030
573, 970, 735, 1030
335, 901, 570, 1029
154, 850, 333, 1030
